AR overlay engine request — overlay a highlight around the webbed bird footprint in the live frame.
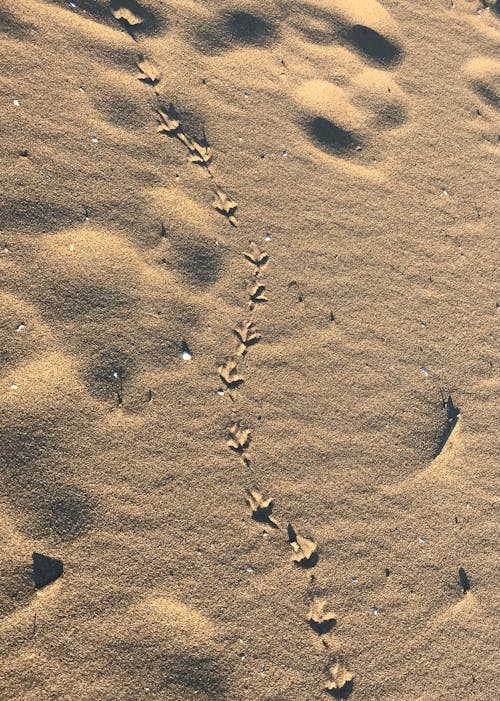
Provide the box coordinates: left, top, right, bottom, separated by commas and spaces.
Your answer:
245, 489, 279, 528
325, 662, 354, 698
287, 523, 318, 568
244, 241, 269, 273
307, 599, 336, 634
233, 320, 261, 356
219, 357, 244, 389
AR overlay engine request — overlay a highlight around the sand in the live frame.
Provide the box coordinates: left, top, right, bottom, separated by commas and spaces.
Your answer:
0, 0, 499, 699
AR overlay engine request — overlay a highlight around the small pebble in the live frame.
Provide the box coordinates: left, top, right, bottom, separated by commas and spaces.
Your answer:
351, 576, 359, 584
261, 530, 269, 538
90, 136, 98, 143
421, 367, 429, 377
372, 607, 379, 616
216, 389, 224, 396
246, 565, 254, 574
181, 351, 192, 361
264, 233, 271, 241
3, 245, 9, 253
13, 99, 20, 107
69, 244, 75, 251
15, 323, 25, 332
19, 149, 29, 157
11, 384, 17, 390
418, 536, 425, 544
243, 91, 249, 98
282, 149, 288, 157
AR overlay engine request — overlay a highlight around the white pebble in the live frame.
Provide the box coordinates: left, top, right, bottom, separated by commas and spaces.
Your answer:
246, 565, 254, 574
10, 384, 17, 390
91, 136, 98, 143
181, 351, 192, 361
372, 607, 379, 615
264, 233, 271, 241
15, 323, 25, 332
418, 536, 425, 544
217, 389, 224, 396
351, 576, 359, 584
421, 367, 429, 377
13, 99, 20, 107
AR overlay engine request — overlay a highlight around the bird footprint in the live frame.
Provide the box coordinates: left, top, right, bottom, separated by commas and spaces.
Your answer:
227, 422, 251, 466
287, 523, 318, 567
212, 188, 238, 226
244, 241, 269, 273
233, 320, 261, 356
325, 662, 354, 698
307, 599, 336, 634
219, 357, 244, 390
245, 489, 279, 528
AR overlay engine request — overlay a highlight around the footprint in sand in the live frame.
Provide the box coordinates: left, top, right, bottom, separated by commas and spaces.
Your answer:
188, 0, 408, 174
463, 56, 500, 147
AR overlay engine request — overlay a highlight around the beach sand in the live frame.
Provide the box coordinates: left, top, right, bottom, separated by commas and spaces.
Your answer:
0, 1, 499, 699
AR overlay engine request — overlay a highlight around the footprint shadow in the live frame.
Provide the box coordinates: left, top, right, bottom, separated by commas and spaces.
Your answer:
307, 117, 361, 155
193, 8, 277, 55
347, 24, 401, 67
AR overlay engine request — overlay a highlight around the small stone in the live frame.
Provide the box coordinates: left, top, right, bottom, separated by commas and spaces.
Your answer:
19, 149, 29, 157
13, 99, 20, 107
246, 565, 254, 574
90, 136, 98, 143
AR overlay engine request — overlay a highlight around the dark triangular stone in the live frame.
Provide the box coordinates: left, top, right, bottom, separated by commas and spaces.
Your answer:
32, 552, 64, 589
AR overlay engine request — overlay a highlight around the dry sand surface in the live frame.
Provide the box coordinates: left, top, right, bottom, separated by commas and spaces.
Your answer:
1, 0, 499, 699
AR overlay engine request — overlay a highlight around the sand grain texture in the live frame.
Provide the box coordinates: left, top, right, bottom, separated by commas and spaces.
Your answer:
0, 0, 499, 699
